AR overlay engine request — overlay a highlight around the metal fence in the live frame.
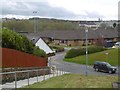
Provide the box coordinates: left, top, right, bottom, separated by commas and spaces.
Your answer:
0, 67, 66, 89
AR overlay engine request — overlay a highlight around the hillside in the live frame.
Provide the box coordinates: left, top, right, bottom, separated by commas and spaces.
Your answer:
2, 18, 83, 32
2, 18, 117, 33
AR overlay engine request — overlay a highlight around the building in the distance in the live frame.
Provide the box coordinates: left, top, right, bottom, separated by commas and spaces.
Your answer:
20, 28, 119, 47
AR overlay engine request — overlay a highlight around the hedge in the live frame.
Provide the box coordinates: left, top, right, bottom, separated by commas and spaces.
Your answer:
65, 46, 107, 58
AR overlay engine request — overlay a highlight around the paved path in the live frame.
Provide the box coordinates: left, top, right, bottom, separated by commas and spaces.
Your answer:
49, 49, 118, 76
0, 70, 69, 89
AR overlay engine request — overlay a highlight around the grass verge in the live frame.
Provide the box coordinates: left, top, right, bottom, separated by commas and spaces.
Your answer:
21, 74, 118, 88
64, 48, 118, 66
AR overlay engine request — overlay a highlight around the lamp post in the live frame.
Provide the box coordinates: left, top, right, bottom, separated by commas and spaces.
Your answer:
33, 11, 37, 33
85, 29, 88, 76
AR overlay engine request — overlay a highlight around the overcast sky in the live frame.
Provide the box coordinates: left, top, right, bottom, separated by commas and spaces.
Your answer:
0, 0, 119, 20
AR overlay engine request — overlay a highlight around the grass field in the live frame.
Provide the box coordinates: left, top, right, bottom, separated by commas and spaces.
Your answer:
64, 48, 119, 66
23, 74, 118, 88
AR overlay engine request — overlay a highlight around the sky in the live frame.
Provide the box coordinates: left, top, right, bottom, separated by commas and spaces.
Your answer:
0, 0, 119, 20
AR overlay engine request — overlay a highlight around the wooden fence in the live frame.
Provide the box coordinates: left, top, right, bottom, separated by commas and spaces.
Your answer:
0, 48, 47, 67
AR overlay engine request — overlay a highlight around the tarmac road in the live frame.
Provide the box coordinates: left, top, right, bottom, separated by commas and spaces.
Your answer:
49, 49, 119, 76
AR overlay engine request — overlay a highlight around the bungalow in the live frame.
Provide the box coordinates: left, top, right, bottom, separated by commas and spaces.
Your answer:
21, 28, 119, 47
40, 29, 118, 46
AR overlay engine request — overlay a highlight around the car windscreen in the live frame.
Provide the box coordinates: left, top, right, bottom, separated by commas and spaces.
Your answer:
106, 63, 111, 67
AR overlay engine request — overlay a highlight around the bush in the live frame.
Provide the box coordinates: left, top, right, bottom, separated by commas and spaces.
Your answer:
1, 28, 46, 57
2, 28, 34, 54
65, 46, 107, 58
33, 46, 46, 57
50, 46, 64, 52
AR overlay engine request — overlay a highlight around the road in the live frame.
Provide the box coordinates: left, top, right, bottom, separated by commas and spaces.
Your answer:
49, 49, 118, 76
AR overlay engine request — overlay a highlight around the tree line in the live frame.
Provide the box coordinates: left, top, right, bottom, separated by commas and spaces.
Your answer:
2, 18, 85, 32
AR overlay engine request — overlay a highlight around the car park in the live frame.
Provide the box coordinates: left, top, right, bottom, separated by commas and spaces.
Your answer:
93, 61, 117, 74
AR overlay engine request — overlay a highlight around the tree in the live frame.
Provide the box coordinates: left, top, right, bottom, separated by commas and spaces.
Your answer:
113, 23, 117, 28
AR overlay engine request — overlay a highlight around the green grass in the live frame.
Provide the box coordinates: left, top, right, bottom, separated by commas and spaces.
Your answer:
22, 74, 118, 88
64, 48, 119, 66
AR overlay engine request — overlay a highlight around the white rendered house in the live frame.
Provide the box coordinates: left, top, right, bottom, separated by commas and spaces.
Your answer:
35, 38, 55, 54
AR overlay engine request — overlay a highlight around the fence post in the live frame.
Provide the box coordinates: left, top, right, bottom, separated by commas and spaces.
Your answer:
60, 69, 62, 75
53, 69, 54, 77
58, 69, 60, 76
62, 69, 64, 75
58, 69, 59, 76
14, 72, 17, 89
57, 68, 58, 76
28, 71, 29, 86
37, 70, 38, 83
49, 68, 50, 78
60, 69, 61, 75
43, 69, 45, 80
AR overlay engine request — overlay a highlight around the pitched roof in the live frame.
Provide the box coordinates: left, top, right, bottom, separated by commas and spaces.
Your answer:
21, 28, 118, 41
35, 38, 54, 54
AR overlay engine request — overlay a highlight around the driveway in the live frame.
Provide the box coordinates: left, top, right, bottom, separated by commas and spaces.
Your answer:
49, 49, 118, 76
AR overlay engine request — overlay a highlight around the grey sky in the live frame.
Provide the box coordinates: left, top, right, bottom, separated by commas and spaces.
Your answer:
0, 0, 119, 20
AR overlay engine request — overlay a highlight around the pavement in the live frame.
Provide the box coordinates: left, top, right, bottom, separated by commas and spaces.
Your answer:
0, 70, 70, 89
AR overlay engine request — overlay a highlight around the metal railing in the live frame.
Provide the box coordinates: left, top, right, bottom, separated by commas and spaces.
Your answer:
0, 67, 67, 89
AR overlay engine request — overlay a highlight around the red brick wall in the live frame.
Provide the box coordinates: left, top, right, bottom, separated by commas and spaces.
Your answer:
0, 48, 47, 68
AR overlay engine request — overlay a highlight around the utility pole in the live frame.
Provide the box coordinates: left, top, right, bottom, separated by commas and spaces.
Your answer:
85, 29, 88, 76
33, 11, 37, 33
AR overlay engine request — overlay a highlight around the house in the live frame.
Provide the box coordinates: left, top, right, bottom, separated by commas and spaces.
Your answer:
38, 29, 118, 46
21, 33, 55, 55
21, 28, 119, 47
35, 38, 55, 54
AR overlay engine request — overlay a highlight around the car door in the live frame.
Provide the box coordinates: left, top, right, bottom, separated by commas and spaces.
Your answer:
99, 64, 103, 71
102, 64, 108, 72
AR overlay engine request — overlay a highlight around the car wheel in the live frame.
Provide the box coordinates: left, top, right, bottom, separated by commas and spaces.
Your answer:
96, 68, 99, 72
109, 70, 112, 74
113, 71, 116, 73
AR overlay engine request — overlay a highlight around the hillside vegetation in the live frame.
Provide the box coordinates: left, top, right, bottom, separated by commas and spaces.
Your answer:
2, 18, 85, 32
2, 18, 117, 33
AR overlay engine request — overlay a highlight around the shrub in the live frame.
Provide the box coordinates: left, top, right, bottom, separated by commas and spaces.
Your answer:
50, 46, 64, 52
65, 46, 107, 58
1, 28, 46, 57
2, 28, 34, 54
33, 46, 46, 57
